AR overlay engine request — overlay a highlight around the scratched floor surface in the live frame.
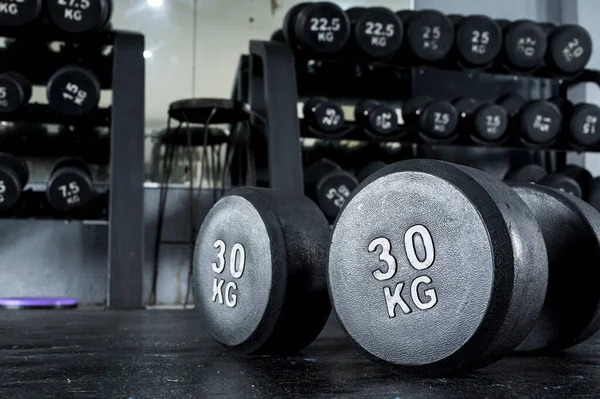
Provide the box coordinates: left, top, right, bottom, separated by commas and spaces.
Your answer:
0, 310, 599, 398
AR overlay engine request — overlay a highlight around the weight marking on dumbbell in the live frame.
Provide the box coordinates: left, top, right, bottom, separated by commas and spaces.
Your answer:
0, 179, 6, 204
517, 36, 539, 57
532, 114, 553, 132
364, 20, 396, 47
583, 115, 598, 135
57, 180, 81, 205
309, 16, 342, 43
320, 107, 341, 127
56, 0, 90, 22
369, 227, 438, 318
62, 81, 88, 107
211, 239, 246, 308
560, 37, 585, 63
470, 30, 491, 54
433, 112, 450, 133
325, 184, 351, 209
421, 25, 441, 50
485, 115, 502, 135
0, 0, 23, 16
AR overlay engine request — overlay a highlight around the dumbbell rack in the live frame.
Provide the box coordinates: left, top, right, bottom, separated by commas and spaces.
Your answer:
232, 39, 600, 192
0, 26, 145, 309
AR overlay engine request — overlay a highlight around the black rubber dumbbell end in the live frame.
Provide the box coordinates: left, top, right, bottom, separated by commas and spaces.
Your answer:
303, 97, 346, 135
547, 24, 593, 76
568, 103, 600, 148
0, 153, 29, 212
504, 164, 548, 184
518, 101, 562, 146
47, 66, 101, 117
46, 158, 95, 212
289, 2, 351, 54
355, 99, 399, 138
0, 72, 32, 113
47, 0, 112, 34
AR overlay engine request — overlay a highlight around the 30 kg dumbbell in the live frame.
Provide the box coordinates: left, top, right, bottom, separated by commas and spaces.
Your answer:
193, 186, 331, 354
0, 153, 29, 212
544, 23, 592, 76
346, 7, 403, 60
451, 15, 503, 68
329, 159, 600, 375
46, 158, 95, 212
396, 9, 454, 62
0, 0, 42, 28
303, 97, 346, 137
538, 164, 593, 199
304, 158, 358, 220
47, 66, 101, 117
498, 19, 547, 71
0, 72, 31, 113
402, 95, 459, 141
354, 99, 398, 138
498, 94, 562, 147
47, 0, 112, 34
283, 2, 351, 54
503, 163, 548, 184
453, 97, 508, 143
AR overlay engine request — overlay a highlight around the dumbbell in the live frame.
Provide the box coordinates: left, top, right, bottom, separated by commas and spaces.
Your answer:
0, 0, 42, 28
346, 7, 403, 60
544, 23, 592, 76
270, 29, 285, 43
283, 2, 351, 54
453, 97, 508, 143
503, 163, 548, 184
587, 177, 600, 212
0, 72, 31, 113
304, 158, 358, 220
0, 153, 28, 212
451, 15, 503, 68
402, 95, 459, 141
498, 94, 562, 146
396, 10, 454, 62
192, 186, 331, 354
46, 0, 112, 34
538, 164, 592, 199
356, 160, 387, 182
328, 159, 600, 375
354, 99, 398, 138
46, 158, 95, 212
303, 97, 346, 137
47, 66, 101, 117
498, 19, 547, 71
560, 101, 600, 149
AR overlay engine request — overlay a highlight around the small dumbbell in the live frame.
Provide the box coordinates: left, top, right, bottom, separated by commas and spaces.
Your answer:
0, 0, 42, 28
451, 15, 503, 68
283, 2, 351, 54
192, 186, 331, 354
498, 94, 562, 147
303, 97, 346, 136
453, 97, 508, 143
354, 99, 399, 138
304, 159, 358, 220
561, 101, 600, 149
346, 7, 403, 60
328, 159, 600, 375
538, 164, 593, 200
503, 163, 548, 184
544, 24, 592, 76
46, 158, 95, 212
356, 160, 387, 182
47, 66, 101, 117
46, 0, 112, 34
498, 19, 547, 71
402, 95, 459, 141
0, 153, 29, 212
0, 72, 32, 113
396, 9, 454, 62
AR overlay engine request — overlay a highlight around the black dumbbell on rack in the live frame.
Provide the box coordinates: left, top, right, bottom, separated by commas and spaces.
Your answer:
354, 99, 399, 139
302, 96, 347, 138
453, 97, 509, 144
46, 0, 113, 34
345, 7, 403, 60
503, 163, 548, 184
543, 23, 592, 76
0, 153, 29, 212
283, 2, 351, 54
498, 94, 562, 147
356, 160, 387, 182
46, 66, 101, 117
46, 158, 95, 212
304, 158, 358, 220
552, 100, 600, 149
538, 164, 593, 199
451, 15, 503, 69
0, 0, 42, 28
0, 72, 32, 113
192, 159, 600, 376
497, 19, 548, 72
402, 95, 459, 142
396, 9, 455, 63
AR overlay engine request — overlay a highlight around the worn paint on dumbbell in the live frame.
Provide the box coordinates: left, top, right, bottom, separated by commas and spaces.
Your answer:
369, 226, 438, 317
210, 239, 245, 308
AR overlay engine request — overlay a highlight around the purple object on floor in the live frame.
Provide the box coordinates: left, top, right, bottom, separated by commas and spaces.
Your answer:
0, 297, 78, 309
